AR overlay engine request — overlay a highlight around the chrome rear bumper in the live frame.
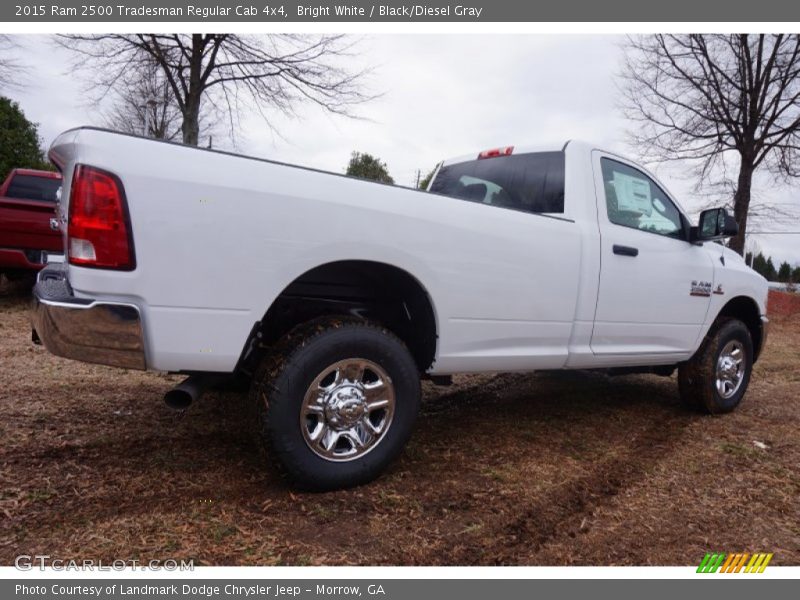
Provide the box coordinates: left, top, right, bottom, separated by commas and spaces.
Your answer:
31, 264, 146, 370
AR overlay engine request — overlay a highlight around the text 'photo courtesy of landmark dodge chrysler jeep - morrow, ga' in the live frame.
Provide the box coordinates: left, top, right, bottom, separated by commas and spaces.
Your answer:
31, 128, 769, 490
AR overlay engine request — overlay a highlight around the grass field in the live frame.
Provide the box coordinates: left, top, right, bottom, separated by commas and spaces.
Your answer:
1, 278, 798, 565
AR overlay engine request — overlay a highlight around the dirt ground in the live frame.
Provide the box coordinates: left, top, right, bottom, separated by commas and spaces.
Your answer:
1, 277, 798, 566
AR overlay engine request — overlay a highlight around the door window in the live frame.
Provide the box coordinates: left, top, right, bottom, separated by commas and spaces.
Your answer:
600, 158, 683, 239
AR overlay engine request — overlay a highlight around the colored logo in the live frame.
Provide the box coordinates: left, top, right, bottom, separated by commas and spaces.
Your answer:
697, 552, 773, 573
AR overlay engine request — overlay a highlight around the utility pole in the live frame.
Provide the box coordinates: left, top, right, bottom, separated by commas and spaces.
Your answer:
142, 98, 157, 137
414, 169, 420, 189
745, 233, 754, 267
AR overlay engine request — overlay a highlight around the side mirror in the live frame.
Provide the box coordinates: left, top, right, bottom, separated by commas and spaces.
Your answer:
693, 207, 738, 242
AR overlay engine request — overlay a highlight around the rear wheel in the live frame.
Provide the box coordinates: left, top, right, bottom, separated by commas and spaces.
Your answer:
249, 318, 420, 491
4, 269, 36, 284
678, 319, 753, 414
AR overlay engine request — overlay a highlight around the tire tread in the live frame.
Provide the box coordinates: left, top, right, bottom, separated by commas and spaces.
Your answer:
678, 317, 752, 414
248, 316, 419, 490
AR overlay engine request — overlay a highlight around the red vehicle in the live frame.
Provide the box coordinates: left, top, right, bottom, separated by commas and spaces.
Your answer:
0, 168, 63, 280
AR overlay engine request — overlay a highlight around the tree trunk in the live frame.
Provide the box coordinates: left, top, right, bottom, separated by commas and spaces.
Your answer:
180, 34, 204, 146
729, 155, 754, 256
181, 101, 200, 146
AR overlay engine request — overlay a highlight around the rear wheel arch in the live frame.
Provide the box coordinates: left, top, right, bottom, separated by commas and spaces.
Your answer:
239, 260, 439, 375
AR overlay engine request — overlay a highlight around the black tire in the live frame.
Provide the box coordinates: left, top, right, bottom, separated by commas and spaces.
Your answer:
678, 318, 753, 414
4, 270, 36, 285
249, 318, 421, 491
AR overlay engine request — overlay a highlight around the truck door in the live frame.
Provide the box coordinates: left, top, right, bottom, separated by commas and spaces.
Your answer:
590, 152, 715, 357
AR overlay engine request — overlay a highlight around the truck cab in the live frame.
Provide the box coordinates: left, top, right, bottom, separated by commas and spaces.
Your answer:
428, 141, 768, 369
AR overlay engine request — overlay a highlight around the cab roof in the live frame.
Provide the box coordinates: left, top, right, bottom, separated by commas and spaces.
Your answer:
10, 168, 62, 179
440, 140, 595, 167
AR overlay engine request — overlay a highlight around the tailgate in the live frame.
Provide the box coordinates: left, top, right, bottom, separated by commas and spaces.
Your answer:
0, 196, 61, 252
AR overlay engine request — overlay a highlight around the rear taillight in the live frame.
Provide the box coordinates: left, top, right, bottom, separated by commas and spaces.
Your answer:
68, 165, 135, 270
478, 146, 514, 159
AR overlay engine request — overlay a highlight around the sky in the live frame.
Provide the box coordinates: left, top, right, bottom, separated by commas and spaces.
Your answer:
4, 34, 799, 266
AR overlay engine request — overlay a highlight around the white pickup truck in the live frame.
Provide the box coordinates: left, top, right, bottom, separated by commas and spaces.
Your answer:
32, 128, 769, 490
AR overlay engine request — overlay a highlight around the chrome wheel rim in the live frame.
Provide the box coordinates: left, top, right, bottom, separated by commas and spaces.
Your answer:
715, 340, 746, 399
300, 358, 395, 462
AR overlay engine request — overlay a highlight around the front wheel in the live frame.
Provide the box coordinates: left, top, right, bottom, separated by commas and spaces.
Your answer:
678, 318, 754, 414
249, 319, 420, 491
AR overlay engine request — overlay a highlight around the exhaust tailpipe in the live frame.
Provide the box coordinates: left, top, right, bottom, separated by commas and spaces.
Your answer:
164, 374, 224, 410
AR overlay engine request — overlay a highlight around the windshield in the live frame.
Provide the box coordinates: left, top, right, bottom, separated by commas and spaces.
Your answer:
429, 151, 565, 214
6, 174, 61, 202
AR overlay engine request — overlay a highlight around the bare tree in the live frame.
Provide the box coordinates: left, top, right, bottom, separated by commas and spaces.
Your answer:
59, 34, 372, 147
102, 60, 184, 141
0, 35, 23, 89
621, 34, 800, 255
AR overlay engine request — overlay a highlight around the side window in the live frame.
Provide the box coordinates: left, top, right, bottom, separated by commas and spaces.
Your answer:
6, 175, 61, 202
429, 152, 565, 214
600, 158, 684, 239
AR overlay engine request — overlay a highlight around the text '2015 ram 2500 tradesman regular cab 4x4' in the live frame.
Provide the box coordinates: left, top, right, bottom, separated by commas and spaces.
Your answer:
32, 128, 768, 490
